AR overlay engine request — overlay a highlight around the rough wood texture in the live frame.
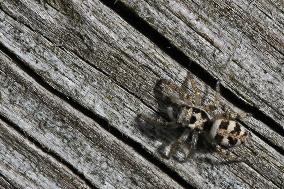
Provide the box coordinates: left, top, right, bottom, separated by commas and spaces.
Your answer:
0, 0, 283, 188
0, 175, 14, 189
0, 53, 182, 188
0, 118, 91, 189
121, 0, 284, 126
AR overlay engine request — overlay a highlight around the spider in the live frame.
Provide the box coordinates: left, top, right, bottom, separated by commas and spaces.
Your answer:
139, 72, 250, 162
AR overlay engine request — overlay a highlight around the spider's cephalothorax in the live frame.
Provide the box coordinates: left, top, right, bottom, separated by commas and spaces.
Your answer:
169, 105, 210, 130
139, 72, 250, 161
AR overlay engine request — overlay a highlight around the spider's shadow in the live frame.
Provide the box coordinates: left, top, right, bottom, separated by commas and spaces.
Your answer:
135, 79, 210, 160
136, 79, 240, 165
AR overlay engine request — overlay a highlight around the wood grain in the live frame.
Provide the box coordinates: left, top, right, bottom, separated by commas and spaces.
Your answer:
120, 0, 284, 126
0, 119, 91, 189
0, 175, 15, 189
0, 0, 283, 188
0, 52, 182, 188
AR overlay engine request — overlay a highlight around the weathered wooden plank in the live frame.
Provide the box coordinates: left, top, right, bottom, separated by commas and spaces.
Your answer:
0, 0, 283, 188
0, 53, 182, 189
2, 0, 282, 154
0, 119, 91, 189
119, 0, 284, 127
0, 175, 14, 189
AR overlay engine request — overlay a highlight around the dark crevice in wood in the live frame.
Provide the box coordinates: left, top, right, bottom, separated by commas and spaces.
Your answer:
239, 120, 284, 157
0, 5, 156, 117
0, 44, 195, 189
243, 161, 280, 189
0, 114, 97, 189
0, 8, 190, 187
99, 0, 284, 150
0, 173, 18, 189
263, 37, 284, 58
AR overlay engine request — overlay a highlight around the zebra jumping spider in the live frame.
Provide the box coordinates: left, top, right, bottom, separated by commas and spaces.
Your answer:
139, 72, 250, 162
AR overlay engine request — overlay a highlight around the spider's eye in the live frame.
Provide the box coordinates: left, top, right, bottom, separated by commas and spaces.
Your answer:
189, 116, 196, 123
193, 108, 199, 113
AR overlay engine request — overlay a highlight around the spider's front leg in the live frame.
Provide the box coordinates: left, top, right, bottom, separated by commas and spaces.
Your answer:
205, 80, 221, 113
163, 129, 191, 160
220, 106, 251, 121
163, 129, 199, 162
159, 79, 192, 106
177, 130, 199, 162
138, 114, 178, 129
182, 72, 202, 106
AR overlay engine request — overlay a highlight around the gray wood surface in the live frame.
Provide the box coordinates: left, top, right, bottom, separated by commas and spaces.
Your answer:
0, 175, 15, 189
121, 0, 284, 126
0, 53, 181, 188
0, 118, 91, 189
0, 0, 283, 188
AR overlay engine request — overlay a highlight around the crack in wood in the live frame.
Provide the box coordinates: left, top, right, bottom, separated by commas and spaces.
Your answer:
0, 43, 196, 189
0, 112, 97, 189
0, 173, 18, 189
99, 0, 284, 147
0, 0, 283, 187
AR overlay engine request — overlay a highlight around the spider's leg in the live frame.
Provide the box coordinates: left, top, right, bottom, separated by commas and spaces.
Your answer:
185, 130, 199, 159
187, 72, 202, 106
138, 114, 178, 128
223, 107, 251, 120
179, 72, 194, 105
214, 146, 245, 164
214, 80, 221, 108
215, 145, 228, 157
201, 85, 209, 107
223, 106, 239, 120
205, 80, 220, 113
166, 106, 175, 121
163, 129, 191, 158
159, 79, 190, 106
236, 112, 251, 120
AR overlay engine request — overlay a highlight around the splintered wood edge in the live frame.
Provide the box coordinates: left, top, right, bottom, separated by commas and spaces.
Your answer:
0, 0, 282, 187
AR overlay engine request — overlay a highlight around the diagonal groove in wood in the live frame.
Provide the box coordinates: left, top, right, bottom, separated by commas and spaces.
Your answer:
0, 3, 156, 115
239, 119, 284, 157
0, 1, 283, 187
0, 43, 196, 189
0, 172, 17, 189
0, 108, 97, 189
0, 5, 193, 186
99, 0, 284, 140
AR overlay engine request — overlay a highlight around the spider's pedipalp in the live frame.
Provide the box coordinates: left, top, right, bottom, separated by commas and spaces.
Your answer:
187, 72, 202, 106
138, 114, 178, 129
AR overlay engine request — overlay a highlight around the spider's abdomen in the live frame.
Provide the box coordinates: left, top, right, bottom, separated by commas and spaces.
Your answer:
209, 119, 248, 148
